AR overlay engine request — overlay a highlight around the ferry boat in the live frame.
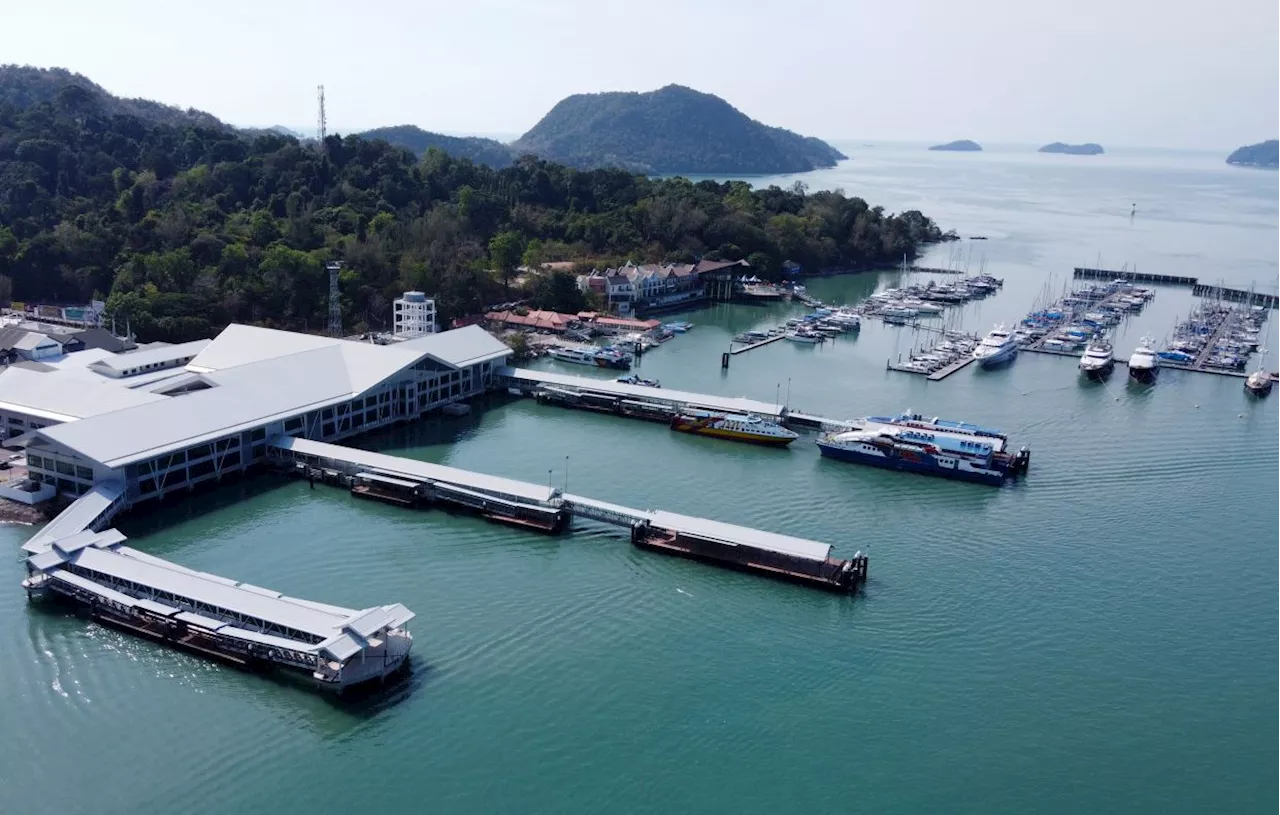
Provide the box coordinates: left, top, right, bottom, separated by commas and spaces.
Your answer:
548, 346, 632, 370
973, 325, 1018, 367
1078, 336, 1115, 380
670, 411, 798, 446
1127, 336, 1159, 383
863, 411, 1009, 444
816, 424, 1029, 485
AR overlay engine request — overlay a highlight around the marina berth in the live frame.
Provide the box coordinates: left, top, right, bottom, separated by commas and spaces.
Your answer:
1078, 335, 1116, 380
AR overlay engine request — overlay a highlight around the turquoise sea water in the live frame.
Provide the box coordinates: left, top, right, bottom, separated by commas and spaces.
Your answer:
2, 144, 1276, 814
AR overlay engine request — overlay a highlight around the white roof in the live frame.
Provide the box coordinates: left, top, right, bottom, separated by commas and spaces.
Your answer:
0, 367, 167, 423
396, 325, 511, 368
23, 482, 125, 553
14, 332, 61, 351
185, 324, 341, 372
38, 346, 359, 468
650, 510, 832, 562
90, 339, 211, 373
275, 436, 557, 503
499, 367, 784, 418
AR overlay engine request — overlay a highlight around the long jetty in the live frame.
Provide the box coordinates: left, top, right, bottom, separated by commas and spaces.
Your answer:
1073, 267, 1278, 309
270, 437, 867, 593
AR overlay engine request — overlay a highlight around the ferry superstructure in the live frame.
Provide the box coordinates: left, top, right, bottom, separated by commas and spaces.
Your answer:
817, 412, 1029, 485
670, 411, 798, 446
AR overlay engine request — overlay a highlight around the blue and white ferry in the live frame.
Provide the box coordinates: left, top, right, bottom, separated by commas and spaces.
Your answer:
816, 412, 1029, 485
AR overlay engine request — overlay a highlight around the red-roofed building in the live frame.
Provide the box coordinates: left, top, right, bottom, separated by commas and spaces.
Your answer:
485, 310, 581, 333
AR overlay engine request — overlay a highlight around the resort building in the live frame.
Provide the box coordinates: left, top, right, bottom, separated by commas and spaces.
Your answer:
0, 323, 511, 505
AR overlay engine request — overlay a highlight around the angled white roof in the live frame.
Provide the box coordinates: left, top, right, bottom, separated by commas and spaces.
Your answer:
499, 367, 784, 418
38, 346, 358, 468
650, 510, 832, 562
15, 332, 61, 351
90, 339, 211, 374
0, 367, 167, 423
396, 325, 511, 368
186, 324, 341, 372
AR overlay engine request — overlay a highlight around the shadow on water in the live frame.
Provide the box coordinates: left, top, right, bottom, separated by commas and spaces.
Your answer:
116, 470, 294, 544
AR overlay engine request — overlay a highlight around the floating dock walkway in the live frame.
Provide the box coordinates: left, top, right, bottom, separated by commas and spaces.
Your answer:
729, 334, 786, 354
1073, 267, 1277, 309
271, 437, 867, 593
499, 367, 856, 432
20, 483, 415, 692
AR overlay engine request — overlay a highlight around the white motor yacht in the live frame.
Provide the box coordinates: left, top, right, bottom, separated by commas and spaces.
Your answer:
973, 325, 1018, 367
1127, 336, 1159, 383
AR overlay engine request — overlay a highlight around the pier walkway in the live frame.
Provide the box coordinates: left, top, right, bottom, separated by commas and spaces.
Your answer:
20, 482, 415, 690
729, 334, 786, 354
270, 437, 865, 591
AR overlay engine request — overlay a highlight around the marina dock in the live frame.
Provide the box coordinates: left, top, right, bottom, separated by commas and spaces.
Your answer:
927, 357, 976, 380
270, 437, 868, 593
729, 334, 786, 354
1073, 267, 1278, 309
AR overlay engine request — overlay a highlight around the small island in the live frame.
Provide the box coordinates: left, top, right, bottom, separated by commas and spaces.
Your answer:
929, 140, 982, 152
1039, 142, 1104, 155
1226, 139, 1278, 169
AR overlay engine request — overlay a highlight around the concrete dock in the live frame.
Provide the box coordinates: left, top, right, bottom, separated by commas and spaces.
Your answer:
272, 437, 867, 592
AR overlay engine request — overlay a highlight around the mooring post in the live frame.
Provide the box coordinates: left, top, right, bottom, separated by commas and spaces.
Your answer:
721, 352, 730, 369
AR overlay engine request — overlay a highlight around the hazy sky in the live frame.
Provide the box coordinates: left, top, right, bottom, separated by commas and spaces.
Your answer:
3, 0, 1276, 149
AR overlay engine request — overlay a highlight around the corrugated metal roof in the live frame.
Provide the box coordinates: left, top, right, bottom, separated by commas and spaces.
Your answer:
499, 367, 784, 418
396, 325, 511, 368
186, 324, 340, 372
37, 346, 359, 468
649, 510, 832, 562
275, 436, 557, 504
68, 546, 352, 639
90, 339, 211, 373
23, 483, 125, 553
0, 367, 168, 423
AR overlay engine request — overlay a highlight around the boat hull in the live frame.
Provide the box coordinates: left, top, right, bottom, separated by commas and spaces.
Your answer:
975, 346, 1017, 368
816, 440, 1006, 486
1244, 377, 1273, 396
671, 421, 796, 446
1080, 362, 1114, 381
1128, 365, 1158, 383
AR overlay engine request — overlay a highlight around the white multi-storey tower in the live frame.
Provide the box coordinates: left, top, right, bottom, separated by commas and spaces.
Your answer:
393, 291, 437, 337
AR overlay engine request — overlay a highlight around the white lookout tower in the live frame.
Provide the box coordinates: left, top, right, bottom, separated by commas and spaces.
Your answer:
393, 291, 437, 337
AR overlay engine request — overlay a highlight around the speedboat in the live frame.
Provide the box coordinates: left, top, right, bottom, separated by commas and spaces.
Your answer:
973, 325, 1018, 367
785, 331, 824, 344
1079, 336, 1115, 380
617, 374, 661, 388
1127, 336, 1159, 383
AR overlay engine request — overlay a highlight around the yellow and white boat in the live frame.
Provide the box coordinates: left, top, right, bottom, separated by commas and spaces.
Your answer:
669, 411, 798, 446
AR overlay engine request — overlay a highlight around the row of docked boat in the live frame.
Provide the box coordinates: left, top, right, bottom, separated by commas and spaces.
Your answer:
665, 407, 1029, 486
1159, 302, 1265, 372
891, 333, 980, 374
731, 309, 862, 346
1017, 279, 1155, 351
863, 274, 1003, 322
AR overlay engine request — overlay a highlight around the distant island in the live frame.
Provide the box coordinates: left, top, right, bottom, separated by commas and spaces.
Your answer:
510, 84, 847, 174
359, 125, 516, 167
929, 140, 982, 152
1225, 139, 1278, 169
1039, 142, 1104, 155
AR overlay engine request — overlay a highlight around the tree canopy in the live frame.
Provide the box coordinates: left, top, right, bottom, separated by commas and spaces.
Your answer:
0, 81, 944, 343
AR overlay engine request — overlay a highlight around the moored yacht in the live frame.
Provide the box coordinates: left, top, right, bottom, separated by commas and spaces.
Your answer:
670, 411, 798, 446
1079, 335, 1115, 380
1127, 336, 1159, 383
972, 325, 1018, 367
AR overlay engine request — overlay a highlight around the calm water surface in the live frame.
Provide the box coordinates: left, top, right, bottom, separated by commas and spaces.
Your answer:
2, 145, 1276, 814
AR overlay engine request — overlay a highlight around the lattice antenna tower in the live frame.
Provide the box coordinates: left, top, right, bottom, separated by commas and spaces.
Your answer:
326, 261, 343, 336
316, 85, 327, 152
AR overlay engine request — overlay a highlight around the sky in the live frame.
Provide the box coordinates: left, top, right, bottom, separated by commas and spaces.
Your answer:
2, 0, 1276, 150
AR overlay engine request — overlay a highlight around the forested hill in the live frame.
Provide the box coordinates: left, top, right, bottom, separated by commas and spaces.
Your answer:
0, 73, 942, 344
0, 65, 226, 130
1225, 139, 1278, 168
359, 125, 515, 167
512, 85, 847, 174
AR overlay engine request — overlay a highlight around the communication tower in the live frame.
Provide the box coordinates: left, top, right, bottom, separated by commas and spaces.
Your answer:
326, 261, 343, 336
